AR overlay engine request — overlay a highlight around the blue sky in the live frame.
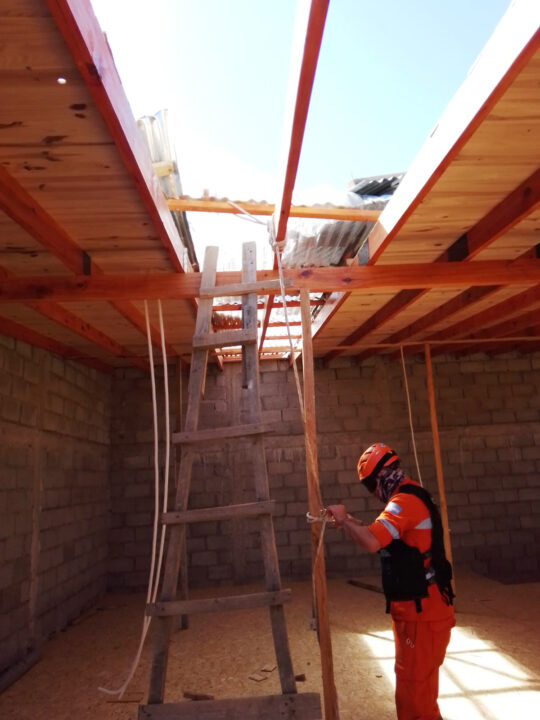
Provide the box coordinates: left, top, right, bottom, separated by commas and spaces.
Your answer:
90, 0, 511, 202
89, 0, 512, 270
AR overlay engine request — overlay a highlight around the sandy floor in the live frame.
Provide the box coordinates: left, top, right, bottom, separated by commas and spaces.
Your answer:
0, 570, 539, 719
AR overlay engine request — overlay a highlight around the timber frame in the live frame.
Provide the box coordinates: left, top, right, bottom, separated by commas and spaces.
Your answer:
0, 0, 539, 369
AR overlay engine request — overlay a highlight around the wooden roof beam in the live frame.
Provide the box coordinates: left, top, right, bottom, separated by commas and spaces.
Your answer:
0, 167, 90, 276
2, 260, 540, 302
167, 197, 380, 223
365, 7, 540, 264
453, 307, 540, 344
450, 333, 540, 358
25, 300, 149, 371
45, 0, 190, 274
363, 249, 540, 363
111, 299, 178, 358
0, 315, 113, 374
463, 168, 540, 260
323, 289, 421, 365
260, 0, 329, 352
0, 264, 149, 371
0, 166, 175, 360
425, 283, 540, 345
354, 286, 499, 363
427, 304, 540, 358
326, 168, 540, 363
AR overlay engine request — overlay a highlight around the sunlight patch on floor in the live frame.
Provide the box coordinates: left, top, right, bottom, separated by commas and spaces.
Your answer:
360, 625, 540, 719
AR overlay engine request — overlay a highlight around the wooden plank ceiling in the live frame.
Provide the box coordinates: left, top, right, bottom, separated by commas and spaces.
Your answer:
0, 0, 539, 373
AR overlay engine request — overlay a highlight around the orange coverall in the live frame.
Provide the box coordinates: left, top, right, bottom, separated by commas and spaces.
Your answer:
368, 479, 455, 720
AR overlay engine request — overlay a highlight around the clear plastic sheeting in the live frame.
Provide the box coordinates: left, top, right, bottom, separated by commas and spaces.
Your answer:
281, 190, 392, 268
137, 111, 199, 270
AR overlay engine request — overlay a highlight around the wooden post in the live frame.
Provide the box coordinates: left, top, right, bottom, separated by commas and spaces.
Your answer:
300, 289, 339, 720
424, 344, 454, 571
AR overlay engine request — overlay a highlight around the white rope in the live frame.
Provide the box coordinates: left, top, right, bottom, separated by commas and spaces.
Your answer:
151, 300, 170, 604
99, 302, 167, 697
400, 344, 423, 486
227, 200, 267, 225
268, 223, 305, 421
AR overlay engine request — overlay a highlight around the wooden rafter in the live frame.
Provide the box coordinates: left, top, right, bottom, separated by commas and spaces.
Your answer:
24, 300, 148, 371
365, 14, 540, 264
323, 289, 421, 364
167, 197, 380, 223
2, 260, 540, 303
363, 246, 540, 362
0, 315, 113, 374
260, 0, 329, 352
45, 0, 190, 275
464, 169, 540, 259
428, 300, 540, 358
426, 284, 540, 345
356, 286, 499, 363
453, 307, 540, 344
446, 329, 540, 358
326, 168, 540, 363
0, 166, 170, 367
498, 331, 540, 356
111, 300, 178, 358
0, 167, 90, 276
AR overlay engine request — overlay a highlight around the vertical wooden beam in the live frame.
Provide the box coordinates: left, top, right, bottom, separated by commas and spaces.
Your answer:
424, 344, 454, 572
300, 289, 339, 720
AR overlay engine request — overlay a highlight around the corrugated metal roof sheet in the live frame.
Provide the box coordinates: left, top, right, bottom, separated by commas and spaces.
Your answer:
349, 172, 405, 196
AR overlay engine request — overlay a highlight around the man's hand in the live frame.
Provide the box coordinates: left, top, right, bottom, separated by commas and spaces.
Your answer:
325, 505, 380, 552
325, 504, 348, 528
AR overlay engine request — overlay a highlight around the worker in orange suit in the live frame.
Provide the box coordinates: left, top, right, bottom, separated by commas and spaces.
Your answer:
326, 443, 455, 720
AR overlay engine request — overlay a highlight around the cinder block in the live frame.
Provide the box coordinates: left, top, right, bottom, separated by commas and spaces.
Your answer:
1, 397, 21, 422
518, 488, 540, 501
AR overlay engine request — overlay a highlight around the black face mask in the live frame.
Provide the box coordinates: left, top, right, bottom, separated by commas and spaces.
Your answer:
375, 466, 405, 503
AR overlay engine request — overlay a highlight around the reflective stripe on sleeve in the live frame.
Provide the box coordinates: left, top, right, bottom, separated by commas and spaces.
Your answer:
377, 518, 400, 539
414, 517, 432, 530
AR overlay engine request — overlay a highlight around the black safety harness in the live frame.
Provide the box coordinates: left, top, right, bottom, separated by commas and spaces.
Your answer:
379, 484, 455, 613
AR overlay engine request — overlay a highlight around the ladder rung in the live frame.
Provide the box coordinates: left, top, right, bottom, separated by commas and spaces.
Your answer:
146, 589, 291, 617
199, 278, 290, 299
172, 421, 274, 445
138, 693, 322, 719
192, 327, 257, 350
162, 500, 275, 525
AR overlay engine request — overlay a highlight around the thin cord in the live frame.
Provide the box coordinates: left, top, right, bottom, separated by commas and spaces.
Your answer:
400, 344, 423, 485
99, 302, 163, 697
227, 199, 267, 225
269, 224, 305, 421
151, 300, 170, 604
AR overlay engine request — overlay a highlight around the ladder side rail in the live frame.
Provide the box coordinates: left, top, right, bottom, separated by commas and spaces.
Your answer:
148, 247, 218, 704
241, 242, 296, 695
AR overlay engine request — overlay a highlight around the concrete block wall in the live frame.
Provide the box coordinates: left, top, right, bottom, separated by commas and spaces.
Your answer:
108, 352, 540, 590
0, 335, 112, 675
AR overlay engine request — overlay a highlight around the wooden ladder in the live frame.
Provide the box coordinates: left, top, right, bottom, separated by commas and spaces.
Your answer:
140, 242, 321, 719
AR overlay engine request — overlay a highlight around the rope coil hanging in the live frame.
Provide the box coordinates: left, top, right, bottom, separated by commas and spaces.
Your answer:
99, 300, 170, 698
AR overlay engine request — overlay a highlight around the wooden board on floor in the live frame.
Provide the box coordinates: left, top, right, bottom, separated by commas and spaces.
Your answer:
138, 693, 322, 719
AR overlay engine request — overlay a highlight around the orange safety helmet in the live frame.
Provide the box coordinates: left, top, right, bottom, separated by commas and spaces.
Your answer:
357, 443, 399, 492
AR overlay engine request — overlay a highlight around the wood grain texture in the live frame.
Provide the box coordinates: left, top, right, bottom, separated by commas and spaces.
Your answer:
300, 289, 339, 720
138, 693, 321, 720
